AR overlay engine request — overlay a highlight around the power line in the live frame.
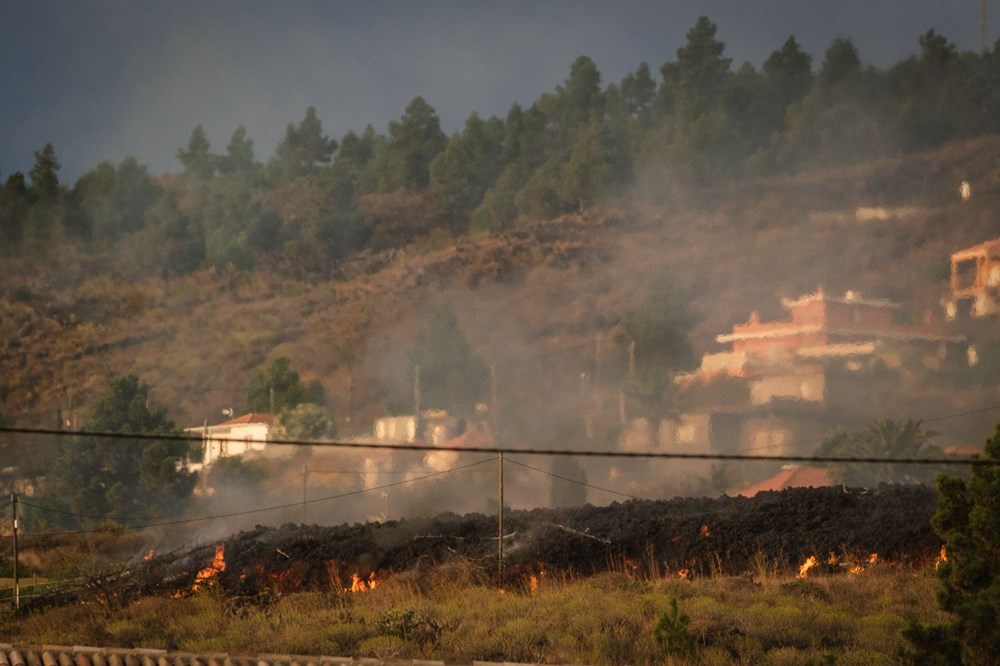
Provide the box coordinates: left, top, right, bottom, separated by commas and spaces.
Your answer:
17, 456, 497, 537
0, 425, 995, 466
506, 456, 646, 501
923, 403, 1000, 423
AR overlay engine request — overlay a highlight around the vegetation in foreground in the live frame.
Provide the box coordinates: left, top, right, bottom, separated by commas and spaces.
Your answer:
0, 558, 948, 665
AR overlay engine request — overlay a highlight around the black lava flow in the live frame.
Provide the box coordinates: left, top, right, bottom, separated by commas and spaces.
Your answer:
194, 484, 939, 596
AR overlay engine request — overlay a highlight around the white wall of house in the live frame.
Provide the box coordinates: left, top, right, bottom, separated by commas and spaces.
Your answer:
188, 421, 271, 467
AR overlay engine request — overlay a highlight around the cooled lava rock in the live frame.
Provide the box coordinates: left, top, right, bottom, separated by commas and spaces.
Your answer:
205, 484, 939, 595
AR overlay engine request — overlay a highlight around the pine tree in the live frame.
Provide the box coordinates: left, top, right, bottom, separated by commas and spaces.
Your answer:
924, 425, 1000, 662
29, 143, 61, 199
49, 375, 196, 524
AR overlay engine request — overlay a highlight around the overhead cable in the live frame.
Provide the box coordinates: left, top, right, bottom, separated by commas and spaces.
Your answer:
0, 425, 995, 466
505, 456, 646, 501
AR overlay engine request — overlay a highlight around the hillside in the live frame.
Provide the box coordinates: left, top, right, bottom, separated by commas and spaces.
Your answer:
2, 135, 1000, 443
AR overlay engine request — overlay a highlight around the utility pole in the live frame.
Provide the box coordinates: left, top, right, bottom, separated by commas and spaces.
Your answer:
269, 387, 275, 415
347, 370, 354, 426
413, 364, 421, 441
11, 494, 19, 610
628, 340, 637, 381
302, 465, 308, 521
490, 364, 498, 434
498, 450, 504, 586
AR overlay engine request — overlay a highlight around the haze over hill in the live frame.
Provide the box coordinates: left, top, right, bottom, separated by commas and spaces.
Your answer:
2, 14, 1000, 527
3, 134, 998, 433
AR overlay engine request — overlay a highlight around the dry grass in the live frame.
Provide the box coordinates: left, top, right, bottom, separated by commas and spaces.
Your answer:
0, 556, 950, 664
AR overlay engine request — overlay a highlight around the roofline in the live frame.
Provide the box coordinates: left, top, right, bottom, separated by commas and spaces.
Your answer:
717, 326, 965, 344
780, 290, 899, 310
952, 238, 1000, 260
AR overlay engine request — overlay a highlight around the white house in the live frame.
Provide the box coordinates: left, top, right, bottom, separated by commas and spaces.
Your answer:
186, 412, 275, 467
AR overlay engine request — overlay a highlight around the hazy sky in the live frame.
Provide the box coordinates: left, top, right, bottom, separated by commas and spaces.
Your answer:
1, 1, 992, 183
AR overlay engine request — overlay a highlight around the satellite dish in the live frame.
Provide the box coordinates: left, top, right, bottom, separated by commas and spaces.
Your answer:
221, 408, 234, 417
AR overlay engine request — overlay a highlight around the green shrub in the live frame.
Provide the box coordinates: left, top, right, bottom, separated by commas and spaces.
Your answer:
655, 597, 697, 661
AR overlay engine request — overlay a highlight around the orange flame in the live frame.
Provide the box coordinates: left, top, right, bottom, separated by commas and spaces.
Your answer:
143, 549, 156, 561
529, 575, 539, 593
677, 568, 690, 581
349, 571, 380, 592
193, 543, 226, 590
848, 565, 865, 575
935, 546, 947, 571
868, 553, 879, 565
826, 552, 838, 565
700, 524, 711, 538
797, 555, 818, 578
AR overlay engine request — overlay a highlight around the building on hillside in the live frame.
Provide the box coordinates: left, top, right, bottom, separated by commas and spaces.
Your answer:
685, 287, 968, 387
186, 412, 275, 467
943, 238, 1000, 319
373, 409, 484, 446
640, 288, 971, 459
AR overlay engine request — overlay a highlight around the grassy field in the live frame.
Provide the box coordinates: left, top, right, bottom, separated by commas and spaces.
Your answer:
0, 557, 950, 664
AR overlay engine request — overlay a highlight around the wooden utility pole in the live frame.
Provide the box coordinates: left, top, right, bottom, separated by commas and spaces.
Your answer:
628, 340, 637, 380
413, 364, 421, 440
346, 371, 354, 426
619, 388, 627, 426
11, 494, 19, 610
498, 451, 504, 586
490, 364, 498, 433
302, 465, 309, 520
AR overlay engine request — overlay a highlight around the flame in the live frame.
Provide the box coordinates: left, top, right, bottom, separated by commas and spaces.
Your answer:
143, 549, 156, 561
349, 571, 380, 592
700, 524, 711, 538
868, 553, 879, 565
848, 565, 865, 575
193, 543, 226, 590
797, 555, 818, 578
827, 552, 838, 565
622, 558, 640, 576
677, 568, 690, 581
935, 546, 947, 571
528, 567, 547, 594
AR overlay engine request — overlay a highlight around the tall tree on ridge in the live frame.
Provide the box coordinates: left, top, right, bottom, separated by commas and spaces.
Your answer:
271, 106, 338, 181
383, 96, 448, 190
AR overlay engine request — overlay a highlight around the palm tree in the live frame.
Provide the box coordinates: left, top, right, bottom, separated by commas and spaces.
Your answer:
817, 418, 941, 486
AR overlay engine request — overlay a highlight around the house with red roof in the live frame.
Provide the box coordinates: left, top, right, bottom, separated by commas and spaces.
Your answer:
647, 287, 972, 463
185, 412, 275, 467
688, 287, 967, 388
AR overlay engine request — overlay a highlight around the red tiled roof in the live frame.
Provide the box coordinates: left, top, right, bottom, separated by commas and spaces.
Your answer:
219, 412, 275, 427
738, 466, 834, 497
943, 445, 983, 457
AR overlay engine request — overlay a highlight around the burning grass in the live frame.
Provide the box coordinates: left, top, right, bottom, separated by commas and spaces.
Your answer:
0, 555, 950, 664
